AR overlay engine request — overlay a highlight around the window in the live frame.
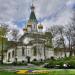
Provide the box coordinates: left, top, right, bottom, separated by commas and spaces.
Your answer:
8, 52, 11, 62
8, 52, 11, 58
22, 47, 25, 56
12, 50, 14, 57
33, 46, 37, 56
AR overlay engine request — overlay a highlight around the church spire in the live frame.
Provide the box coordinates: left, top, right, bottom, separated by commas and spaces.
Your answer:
31, 2, 35, 12
27, 0, 38, 32
29, 1, 37, 23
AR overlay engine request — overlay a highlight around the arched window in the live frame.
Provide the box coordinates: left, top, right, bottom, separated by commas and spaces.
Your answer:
8, 52, 11, 62
12, 50, 14, 57
33, 46, 37, 56
22, 47, 25, 56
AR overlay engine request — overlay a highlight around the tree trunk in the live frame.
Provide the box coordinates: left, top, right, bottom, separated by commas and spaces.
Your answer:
61, 34, 67, 57
1, 37, 3, 64
69, 44, 73, 56
69, 39, 72, 57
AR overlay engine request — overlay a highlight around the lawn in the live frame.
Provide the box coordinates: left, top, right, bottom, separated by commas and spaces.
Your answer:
17, 67, 48, 70
0, 70, 75, 75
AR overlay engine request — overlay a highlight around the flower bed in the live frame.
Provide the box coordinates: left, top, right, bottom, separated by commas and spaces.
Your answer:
16, 70, 49, 74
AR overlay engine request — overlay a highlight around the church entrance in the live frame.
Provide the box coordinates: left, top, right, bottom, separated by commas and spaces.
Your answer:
26, 56, 31, 63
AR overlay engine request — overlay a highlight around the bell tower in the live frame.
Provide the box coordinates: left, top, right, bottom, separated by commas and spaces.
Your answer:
23, 0, 38, 33
27, 0, 38, 32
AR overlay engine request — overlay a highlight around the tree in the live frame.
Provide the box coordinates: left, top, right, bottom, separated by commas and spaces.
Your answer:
57, 25, 66, 57
49, 25, 67, 57
71, 12, 75, 55
65, 11, 75, 56
65, 25, 73, 56
11, 29, 19, 41
0, 24, 9, 64
43, 31, 53, 59
45, 32, 53, 48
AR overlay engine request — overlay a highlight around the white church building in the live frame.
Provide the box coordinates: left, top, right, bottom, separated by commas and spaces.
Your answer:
3, 4, 54, 64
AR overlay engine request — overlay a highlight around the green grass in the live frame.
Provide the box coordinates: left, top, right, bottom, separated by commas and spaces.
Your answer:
1, 70, 75, 75
17, 67, 48, 70
48, 70, 75, 75
0, 71, 16, 75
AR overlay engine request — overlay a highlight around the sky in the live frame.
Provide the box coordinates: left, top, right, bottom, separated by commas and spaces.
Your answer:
0, 0, 75, 33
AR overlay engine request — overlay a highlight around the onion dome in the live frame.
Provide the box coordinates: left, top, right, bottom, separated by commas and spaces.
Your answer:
23, 28, 28, 32
38, 24, 43, 29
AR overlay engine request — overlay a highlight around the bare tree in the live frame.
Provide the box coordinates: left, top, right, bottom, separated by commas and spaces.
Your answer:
49, 25, 58, 38
65, 11, 75, 56
57, 25, 66, 57
11, 29, 19, 41
65, 24, 73, 56
49, 25, 67, 57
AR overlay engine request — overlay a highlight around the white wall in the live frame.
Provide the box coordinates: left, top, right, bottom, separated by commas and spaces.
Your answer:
3, 48, 15, 63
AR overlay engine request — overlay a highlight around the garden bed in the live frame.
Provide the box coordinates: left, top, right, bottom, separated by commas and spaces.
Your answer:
1, 69, 75, 75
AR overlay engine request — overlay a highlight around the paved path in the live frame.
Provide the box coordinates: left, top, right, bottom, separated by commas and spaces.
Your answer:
0, 64, 40, 72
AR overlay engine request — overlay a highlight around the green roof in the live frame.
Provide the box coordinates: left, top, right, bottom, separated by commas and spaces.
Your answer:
29, 11, 38, 23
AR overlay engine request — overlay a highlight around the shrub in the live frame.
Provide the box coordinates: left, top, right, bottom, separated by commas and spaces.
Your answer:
12, 61, 27, 66
67, 60, 75, 68
31, 61, 44, 66
50, 56, 55, 60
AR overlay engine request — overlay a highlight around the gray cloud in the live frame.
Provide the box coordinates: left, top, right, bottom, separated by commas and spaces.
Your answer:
0, 0, 74, 30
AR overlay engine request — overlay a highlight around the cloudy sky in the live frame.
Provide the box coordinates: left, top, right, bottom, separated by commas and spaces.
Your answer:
0, 0, 75, 32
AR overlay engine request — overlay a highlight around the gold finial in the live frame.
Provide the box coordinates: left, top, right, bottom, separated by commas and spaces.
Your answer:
31, 0, 35, 11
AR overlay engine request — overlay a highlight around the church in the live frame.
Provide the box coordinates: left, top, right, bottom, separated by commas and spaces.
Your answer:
3, 4, 54, 64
